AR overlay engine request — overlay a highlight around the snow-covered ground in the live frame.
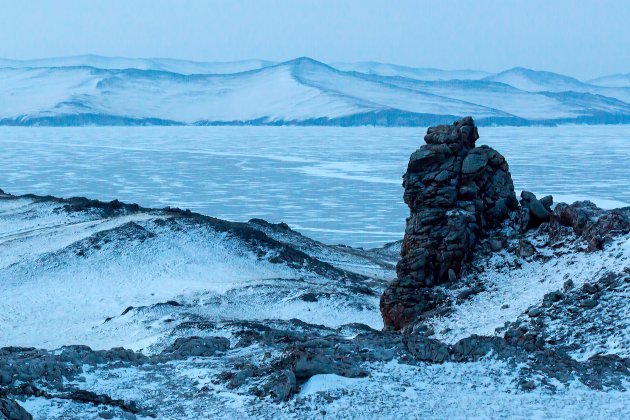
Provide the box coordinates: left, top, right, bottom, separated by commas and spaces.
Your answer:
1, 188, 629, 418
0, 195, 388, 350
19, 358, 630, 419
429, 234, 630, 345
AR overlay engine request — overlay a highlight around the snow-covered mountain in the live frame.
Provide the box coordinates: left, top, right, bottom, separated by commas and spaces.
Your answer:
484, 67, 588, 92
1, 56, 630, 126
589, 72, 630, 88
0, 54, 275, 75
332, 61, 490, 81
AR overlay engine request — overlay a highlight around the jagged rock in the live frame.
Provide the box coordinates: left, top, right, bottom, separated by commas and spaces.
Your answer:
488, 238, 504, 252
381, 117, 517, 330
552, 201, 630, 250
0, 397, 32, 420
539, 195, 553, 212
517, 239, 537, 258
518, 191, 551, 232
161, 336, 230, 358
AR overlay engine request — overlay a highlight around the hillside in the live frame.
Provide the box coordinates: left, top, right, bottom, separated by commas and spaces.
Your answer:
1, 57, 630, 126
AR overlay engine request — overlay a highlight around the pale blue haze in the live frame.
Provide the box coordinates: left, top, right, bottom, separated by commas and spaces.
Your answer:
1, 0, 629, 79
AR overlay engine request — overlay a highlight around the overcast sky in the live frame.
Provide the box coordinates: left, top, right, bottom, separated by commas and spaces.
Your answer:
1, 0, 628, 79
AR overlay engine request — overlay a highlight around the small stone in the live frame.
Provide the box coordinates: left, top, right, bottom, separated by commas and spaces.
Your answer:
448, 269, 457, 282
519, 379, 536, 390
517, 239, 536, 258
528, 308, 543, 317
457, 287, 474, 301
489, 238, 503, 252
579, 298, 599, 309
99, 410, 115, 419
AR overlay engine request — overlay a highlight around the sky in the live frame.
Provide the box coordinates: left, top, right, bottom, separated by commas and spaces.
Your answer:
0, 0, 629, 80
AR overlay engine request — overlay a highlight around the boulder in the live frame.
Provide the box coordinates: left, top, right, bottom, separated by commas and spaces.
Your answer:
0, 398, 32, 420
161, 336, 230, 358
552, 201, 630, 250
518, 191, 551, 231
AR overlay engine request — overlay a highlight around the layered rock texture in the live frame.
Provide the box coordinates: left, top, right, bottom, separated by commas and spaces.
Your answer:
381, 117, 518, 330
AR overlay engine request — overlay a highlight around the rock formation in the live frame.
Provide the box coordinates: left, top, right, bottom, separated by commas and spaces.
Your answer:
381, 117, 518, 330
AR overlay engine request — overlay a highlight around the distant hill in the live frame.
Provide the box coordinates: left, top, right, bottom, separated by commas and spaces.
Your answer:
1, 56, 629, 126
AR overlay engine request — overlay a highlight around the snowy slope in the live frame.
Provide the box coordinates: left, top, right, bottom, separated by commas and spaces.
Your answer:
332, 61, 490, 81
485, 67, 588, 92
485, 67, 630, 104
1, 57, 630, 125
0, 54, 275, 75
589, 72, 630, 88
0, 192, 390, 350
2, 189, 629, 419
0, 59, 508, 125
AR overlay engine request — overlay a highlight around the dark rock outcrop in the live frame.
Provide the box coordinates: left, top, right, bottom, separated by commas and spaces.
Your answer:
0, 397, 32, 420
551, 201, 630, 251
518, 191, 551, 231
161, 336, 230, 358
380, 117, 518, 330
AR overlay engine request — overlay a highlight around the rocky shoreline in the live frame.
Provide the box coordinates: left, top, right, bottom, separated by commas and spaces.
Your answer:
1, 118, 629, 418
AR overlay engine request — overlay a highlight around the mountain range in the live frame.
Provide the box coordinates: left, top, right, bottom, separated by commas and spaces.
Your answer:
1, 55, 630, 126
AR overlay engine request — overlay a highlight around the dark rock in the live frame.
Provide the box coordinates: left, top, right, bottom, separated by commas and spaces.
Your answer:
542, 291, 564, 306
519, 191, 551, 231
299, 293, 318, 302
521, 191, 551, 221
517, 239, 537, 258
381, 117, 517, 330
255, 369, 296, 402
552, 201, 630, 251
488, 238, 504, 252
98, 410, 116, 419
161, 336, 230, 358
519, 379, 536, 390
539, 195, 553, 212
457, 287, 475, 301
0, 397, 32, 420
579, 298, 599, 309
528, 308, 543, 317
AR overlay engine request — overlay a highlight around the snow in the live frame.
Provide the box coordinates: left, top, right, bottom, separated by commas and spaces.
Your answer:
298, 374, 367, 396
0, 55, 275, 75
332, 61, 491, 81
1, 58, 630, 125
429, 234, 630, 344
2, 121, 630, 417
0, 196, 386, 350
485, 67, 587, 92
21, 357, 629, 419
589, 73, 630, 88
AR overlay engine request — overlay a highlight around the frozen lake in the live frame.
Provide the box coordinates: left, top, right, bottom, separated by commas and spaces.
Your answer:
1, 125, 629, 247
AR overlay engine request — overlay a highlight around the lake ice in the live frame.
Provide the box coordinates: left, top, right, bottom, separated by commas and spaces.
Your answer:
1, 125, 628, 246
